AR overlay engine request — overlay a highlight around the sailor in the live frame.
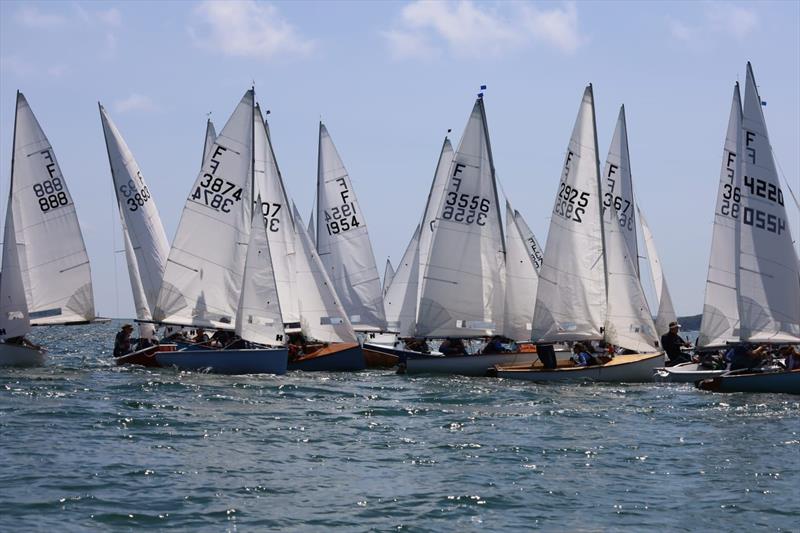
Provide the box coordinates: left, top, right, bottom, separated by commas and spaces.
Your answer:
404, 338, 430, 354
439, 338, 467, 356
113, 324, 136, 357
194, 328, 211, 345
728, 344, 767, 371
780, 345, 800, 371
482, 335, 510, 354
661, 321, 691, 366
571, 343, 597, 366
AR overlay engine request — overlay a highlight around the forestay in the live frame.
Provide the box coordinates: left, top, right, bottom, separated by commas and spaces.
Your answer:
639, 210, 677, 337
258, 113, 299, 324
292, 204, 357, 343
235, 199, 285, 346
416, 98, 505, 338
531, 86, 606, 343
100, 104, 169, 324
600, 106, 638, 272
503, 202, 539, 341
10, 93, 95, 325
154, 90, 254, 328
316, 123, 386, 331
0, 203, 29, 339
698, 83, 743, 348
736, 63, 800, 343
383, 225, 420, 336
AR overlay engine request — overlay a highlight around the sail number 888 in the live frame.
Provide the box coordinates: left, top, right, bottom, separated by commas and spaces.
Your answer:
33, 178, 69, 213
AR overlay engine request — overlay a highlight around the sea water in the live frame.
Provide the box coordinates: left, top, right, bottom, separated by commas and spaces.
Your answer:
1, 321, 797, 531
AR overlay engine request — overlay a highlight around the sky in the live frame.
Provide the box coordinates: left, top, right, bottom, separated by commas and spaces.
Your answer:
0, 0, 798, 319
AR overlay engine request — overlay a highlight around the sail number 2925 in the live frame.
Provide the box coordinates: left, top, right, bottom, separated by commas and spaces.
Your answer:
553, 182, 589, 223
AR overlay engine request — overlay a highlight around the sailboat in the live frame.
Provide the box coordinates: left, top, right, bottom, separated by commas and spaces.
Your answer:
503, 201, 543, 343
695, 62, 800, 392
1, 92, 97, 365
256, 114, 363, 371
493, 85, 663, 382
119, 90, 287, 374
315, 123, 386, 334
99, 104, 170, 341
388, 96, 538, 376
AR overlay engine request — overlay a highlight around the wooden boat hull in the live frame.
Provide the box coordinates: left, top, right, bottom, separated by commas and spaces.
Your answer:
288, 343, 365, 372
117, 344, 288, 375
361, 342, 403, 368
0, 343, 45, 367
491, 352, 665, 382
400, 351, 539, 377
696, 369, 800, 394
654, 362, 727, 383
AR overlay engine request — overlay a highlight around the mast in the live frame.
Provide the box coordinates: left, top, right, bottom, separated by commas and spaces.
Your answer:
478, 95, 506, 254
251, 88, 256, 216
590, 84, 610, 313
315, 121, 323, 253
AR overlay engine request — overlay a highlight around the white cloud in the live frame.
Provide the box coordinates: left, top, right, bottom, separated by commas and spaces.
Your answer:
668, 3, 758, 44
190, 0, 314, 60
114, 93, 156, 113
384, 1, 583, 59
15, 6, 68, 28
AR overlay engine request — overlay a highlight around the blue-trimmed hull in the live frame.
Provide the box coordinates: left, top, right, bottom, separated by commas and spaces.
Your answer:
155, 348, 288, 375
288, 343, 364, 372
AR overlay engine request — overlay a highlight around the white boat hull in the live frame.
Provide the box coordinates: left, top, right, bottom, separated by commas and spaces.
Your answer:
493, 352, 665, 383
654, 362, 728, 383
697, 369, 800, 394
401, 351, 539, 377
0, 344, 45, 367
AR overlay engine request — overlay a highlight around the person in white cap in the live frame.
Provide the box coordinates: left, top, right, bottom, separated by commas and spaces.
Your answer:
661, 321, 691, 366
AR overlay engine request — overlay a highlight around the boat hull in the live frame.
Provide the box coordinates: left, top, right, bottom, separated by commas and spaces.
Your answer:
361, 342, 403, 368
696, 369, 800, 394
400, 351, 539, 377
116, 344, 288, 375
0, 344, 45, 367
288, 343, 365, 372
654, 362, 727, 383
492, 352, 665, 382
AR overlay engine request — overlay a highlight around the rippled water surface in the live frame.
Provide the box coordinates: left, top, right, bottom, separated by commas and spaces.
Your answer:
1, 322, 798, 531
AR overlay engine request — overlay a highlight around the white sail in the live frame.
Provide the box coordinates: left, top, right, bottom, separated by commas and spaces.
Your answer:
0, 201, 29, 340
698, 83, 743, 347
154, 90, 254, 329
604, 196, 658, 353
639, 210, 677, 336
416, 98, 505, 338
382, 258, 395, 298
10, 93, 95, 325
99, 104, 170, 322
532, 86, 606, 343
503, 201, 539, 341
316, 123, 386, 331
513, 209, 544, 272
119, 216, 155, 339
736, 62, 800, 343
600, 106, 638, 270
308, 210, 315, 247
383, 225, 421, 336
258, 113, 299, 324
235, 201, 284, 347
203, 118, 217, 166
292, 204, 357, 343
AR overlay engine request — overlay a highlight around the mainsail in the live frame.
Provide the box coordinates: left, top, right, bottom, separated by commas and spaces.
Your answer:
316, 123, 386, 331
639, 210, 677, 337
503, 202, 539, 341
10, 92, 95, 325
258, 113, 299, 324
416, 97, 505, 338
99, 104, 170, 326
154, 90, 254, 328
292, 204, 357, 343
736, 62, 800, 342
698, 84, 743, 347
531, 86, 606, 342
